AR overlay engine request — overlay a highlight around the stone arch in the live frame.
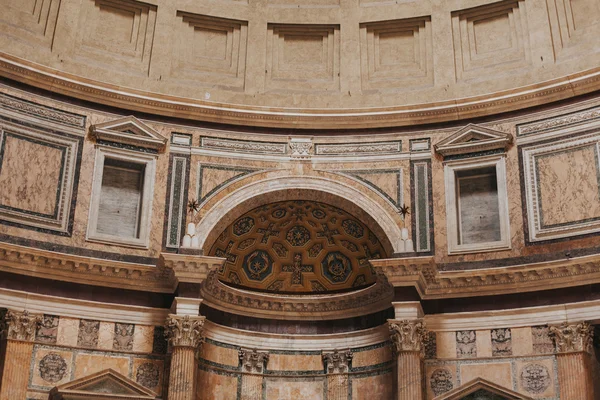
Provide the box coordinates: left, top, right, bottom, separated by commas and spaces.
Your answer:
194, 174, 403, 254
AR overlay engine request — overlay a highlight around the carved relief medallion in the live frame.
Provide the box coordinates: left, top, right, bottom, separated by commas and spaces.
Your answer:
136, 362, 160, 389
520, 363, 550, 394
39, 353, 68, 383
430, 368, 453, 396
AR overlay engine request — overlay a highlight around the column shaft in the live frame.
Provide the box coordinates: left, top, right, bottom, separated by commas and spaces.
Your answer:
396, 351, 422, 400
168, 346, 197, 400
327, 374, 349, 400
240, 374, 263, 400
556, 352, 594, 400
0, 340, 33, 400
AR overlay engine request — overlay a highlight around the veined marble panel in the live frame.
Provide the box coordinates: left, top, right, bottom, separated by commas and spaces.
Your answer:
522, 132, 600, 241
264, 377, 326, 400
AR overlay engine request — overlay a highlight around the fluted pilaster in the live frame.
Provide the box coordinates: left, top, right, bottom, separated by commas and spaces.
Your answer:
0, 310, 41, 400
323, 350, 352, 400
165, 314, 205, 400
389, 319, 426, 400
239, 348, 269, 400
550, 322, 595, 400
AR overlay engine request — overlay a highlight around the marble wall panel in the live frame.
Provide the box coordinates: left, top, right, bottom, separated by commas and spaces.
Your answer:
511, 327, 533, 356
77, 319, 100, 348
201, 341, 240, 367
264, 377, 325, 400
97, 321, 115, 350
30, 347, 74, 389
132, 357, 164, 396
196, 369, 239, 400
476, 329, 492, 358
491, 328, 513, 357
72, 352, 130, 379
268, 353, 323, 371
36, 315, 59, 344
351, 372, 393, 400
352, 345, 392, 368
112, 323, 134, 351
132, 325, 154, 353
459, 361, 512, 389
532, 326, 555, 354
56, 317, 79, 347
456, 330, 477, 358
436, 331, 457, 359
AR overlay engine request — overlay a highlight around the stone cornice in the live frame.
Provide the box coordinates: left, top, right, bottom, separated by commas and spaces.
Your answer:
0, 243, 224, 293
159, 253, 225, 285
200, 270, 394, 321
372, 253, 600, 299
2, 53, 599, 130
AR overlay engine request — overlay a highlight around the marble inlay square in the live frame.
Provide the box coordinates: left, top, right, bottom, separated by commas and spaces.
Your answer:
56, 317, 79, 347
436, 332, 457, 359
531, 326, 554, 354
132, 325, 154, 353
511, 327, 533, 356
516, 358, 556, 398
456, 330, 477, 358
133, 358, 164, 396
97, 321, 115, 350
31, 348, 73, 388
77, 319, 100, 348
36, 314, 59, 344
113, 323, 134, 351
491, 328, 512, 356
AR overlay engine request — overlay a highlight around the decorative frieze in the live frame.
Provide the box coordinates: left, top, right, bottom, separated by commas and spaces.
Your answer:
314, 141, 401, 155
322, 349, 353, 373
1, 309, 41, 342
165, 314, 205, 348
549, 321, 594, 353
239, 348, 269, 373
388, 319, 427, 353
200, 137, 287, 155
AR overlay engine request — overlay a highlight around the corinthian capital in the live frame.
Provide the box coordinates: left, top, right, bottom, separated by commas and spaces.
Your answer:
549, 321, 594, 353
388, 319, 427, 353
1, 310, 41, 342
239, 348, 269, 373
165, 314, 205, 348
322, 349, 353, 373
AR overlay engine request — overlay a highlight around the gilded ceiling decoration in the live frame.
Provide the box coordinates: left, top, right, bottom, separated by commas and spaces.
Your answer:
208, 200, 386, 293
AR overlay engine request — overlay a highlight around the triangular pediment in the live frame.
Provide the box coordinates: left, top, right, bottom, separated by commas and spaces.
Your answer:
49, 369, 156, 400
91, 116, 167, 151
434, 124, 512, 157
433, 378, 533, 400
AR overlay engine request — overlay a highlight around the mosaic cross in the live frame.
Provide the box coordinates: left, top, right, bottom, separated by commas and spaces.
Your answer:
214, 241, 237, 272
257, 223, 280, 244
282, 253, 314, 286
317, 223, 340, 245
358, 244, 380, 267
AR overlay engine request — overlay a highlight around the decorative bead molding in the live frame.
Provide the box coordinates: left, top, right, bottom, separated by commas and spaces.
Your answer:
549, 321, 594, 353
322, 349, 353, 373
388, 319, 427, 353
1, 309, 41, 342
239, 348, 269, 373
165, 314, 205, 348
200, 270, 394, 320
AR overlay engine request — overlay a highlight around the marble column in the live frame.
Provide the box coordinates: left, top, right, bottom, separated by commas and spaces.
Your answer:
388, 319, 426, 400
550, 321, 595, 400
322, 349, 352, 400
239, 348, 269, 400
165, 314, 205, 400
0, 310, 41, 400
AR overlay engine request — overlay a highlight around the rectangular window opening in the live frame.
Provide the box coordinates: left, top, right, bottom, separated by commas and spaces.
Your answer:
96, 158, 146, 239
455, 166, 501, 245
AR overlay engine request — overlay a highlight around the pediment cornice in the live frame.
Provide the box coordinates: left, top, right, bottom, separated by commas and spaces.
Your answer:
90, 116, 167, 151
434, 124, 513, 157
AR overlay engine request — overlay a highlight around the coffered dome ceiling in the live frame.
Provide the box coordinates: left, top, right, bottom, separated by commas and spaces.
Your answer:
208, 200, 387, 293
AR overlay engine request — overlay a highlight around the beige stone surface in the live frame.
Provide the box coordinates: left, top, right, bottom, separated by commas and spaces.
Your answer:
352, 346, 392, 368
132, 325, 155, 353
97, 321, 114, 350
200, 342, 240, 367
459, 362, 512, 389
265, 378, 325, 400
511, 327, 533, 356
351, 372, 393, 400
268, 354, 323, 371
476, 330, 492, 358
196, 369, 238, 400
436, 331, 457, 359
56, 317, 79, 347
73, 353, 130, 379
